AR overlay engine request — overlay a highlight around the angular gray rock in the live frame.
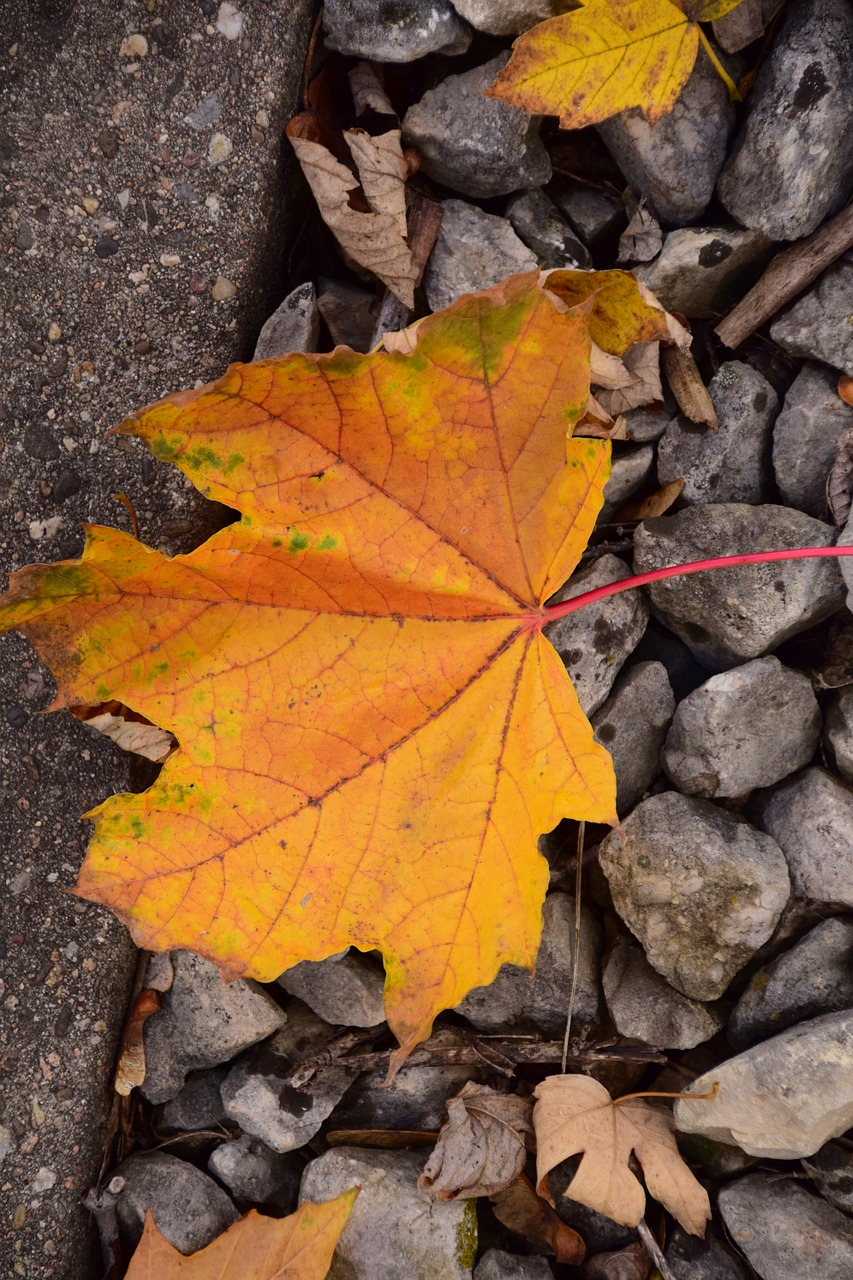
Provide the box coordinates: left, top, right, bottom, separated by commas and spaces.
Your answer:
316, 279, 377, 353
824, 687, 853, 783
599, 792, 790, 1001
277, 948, 386, 1028
637, 226, 771, 319
633, 504, 845, 670
154, 1067, 230, 1134
221, 1003, 357, 1153
598, 51, 734, 226
323, 0, 471, 61
300, 1148, 477, 1279
456, 892, 601, 1035
624, 407, 673, 444
114, 1152, 238, 1254
544, 554, 649, 715
599, 445, 655, 522
717, 0, 853, 240
657, 362, 777, 506
719, 1174, 853, 1280
675, 1011, 853, 1159
450, 0, 557, 36
552, 181, 625, 247
253, 282, 320, 359
728, 918, 853, 1049
474, 1249, 553, 1279
773, 363, 853, 518
140, 951, 286, 1105
770, 254, 853, 377
603, 936, 723, 1049
329, 1058, 478, 1131
403, 54, 551, 198
662, 656, 821, 799
757, 767, 853, 908
424, 200, 537, 313
505, 187, 591, 270
664, 1226, 751, 1280
208, 1134, 301, 1212
591, 660, 675, 814
802, 1141, 853, 1215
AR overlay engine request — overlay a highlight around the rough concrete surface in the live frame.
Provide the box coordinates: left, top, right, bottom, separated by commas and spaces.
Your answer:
0, 1, 314, 1275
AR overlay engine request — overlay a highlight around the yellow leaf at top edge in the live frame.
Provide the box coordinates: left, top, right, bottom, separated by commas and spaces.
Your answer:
488, 0, 700, 129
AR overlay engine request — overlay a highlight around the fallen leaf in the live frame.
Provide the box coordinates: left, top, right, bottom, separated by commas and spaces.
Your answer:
1, 272, 639, 1070
617, 477, 683, 521
534, 1075, 710, 1236
618, 198, 663, 265
419, 1082, 533, 1200
488, 0, 744, 130
287, 116, 416, 306
73, 704, 175, 763
545, 269, 670, 354
490, 1173, 586, 1264
575, 396, 630, 441
826, 426, 853, 527
326, 1129, 437, 1149
114, 988, 162, 1096
597, 342, 663, 416
661, 343, 718, 429
838, 374, 853, 408
348, 62, 395, 117
124, 1193, 357, 1279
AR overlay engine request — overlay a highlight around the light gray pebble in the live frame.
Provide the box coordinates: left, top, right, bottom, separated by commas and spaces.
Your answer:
114, 1152, 238, 1254
544, 554, 649, 716
728, 918, 853, 1049
770, 254, 853, 378
423, 199, 537, 313
637, 226, 771, 319
657, 361, 777, 506
824, 686, 853, 783
664, 1225, 752, 1280
253, 282, 320, 359
633, 504, 845, 670
140, 950, 285, 1105
299, 1148, 476, 1280
599, 791, 790, 1001
719, 1174, 853, 1280
450, 0, 556, 36
154, 1067, 229, 1134
757, 767, 853, 908
403, 54, 551, 199
330, 1058, 479, 1131
624, 407, 673, 444
474, 1248, 553, 1279
717, 0, 853, 240
323, 0, 471, 61
316, 278, 377, 353
662, 656, 821, 799
591, 660, 675, 814
603, 936, 724, 1049
599, 445, 655, 522
598, 51, 734, 226
676, 1011, 853, 1160
277, 947, 386, 1028
551, 181, 624, 247
801, 1141, 853, 1215
773, 363, 853, 518
208, 1134, 301, 1211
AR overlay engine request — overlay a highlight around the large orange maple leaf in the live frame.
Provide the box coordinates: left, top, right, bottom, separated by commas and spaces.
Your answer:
0, 273, 661, 1066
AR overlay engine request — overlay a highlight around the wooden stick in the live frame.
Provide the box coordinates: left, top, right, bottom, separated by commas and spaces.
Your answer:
715, 201, 853, 350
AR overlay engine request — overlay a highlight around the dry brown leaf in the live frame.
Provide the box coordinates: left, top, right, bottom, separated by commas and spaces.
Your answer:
617, 477, 684, 521
534, 1075, 710, 1237
827, 426, 853, 527
327, 1129, 437, 1149
590, 342, 634, 390
597, 342, 662, 416
287, 126, 416, 307
661, 344, 718, 429
490, 1173, 586, 1264
838, 374, 853, 408
419, 1083, 533, 1201
348, 62, 395, 117
114, 989, 162, 1096
575, 395, 630, 440
79, 709, 175, 762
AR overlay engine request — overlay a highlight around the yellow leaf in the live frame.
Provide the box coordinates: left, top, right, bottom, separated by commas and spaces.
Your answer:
534, 1075, 711, 1237
125, 1193, 357, 1280
489, 0, 704, 129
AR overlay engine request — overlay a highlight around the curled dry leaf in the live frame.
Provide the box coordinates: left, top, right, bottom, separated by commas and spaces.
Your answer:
534, 1075, 711, 1237
74, 705, 176, 763
287, 117, 416, 307
826, 426, 853, 528
114, 988, 162, 1096
124, 1193, 358, 1280
418, 1082, 533, 1200
490, 1173, 586, 1265
838, 374, 853, 408
661, 344, 718, 430
617, 477, 684, 522
597, 342, 663, 417
348, 62, 395, 117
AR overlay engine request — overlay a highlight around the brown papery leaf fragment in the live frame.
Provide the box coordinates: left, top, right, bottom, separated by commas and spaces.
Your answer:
348, 62, 395, 117
839, 375, 853, 408
827, 426, 853, 527
490, 1173, 586, 1264
534, 1075, 710, 1237
76, 707, 176, 763
598, 342, 662, 416
419, 1083, 533, 1200
327, 1129, 437, 1149
617, 477, 684, 521
287, 123, 416, 306
661, 344, 718, 429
